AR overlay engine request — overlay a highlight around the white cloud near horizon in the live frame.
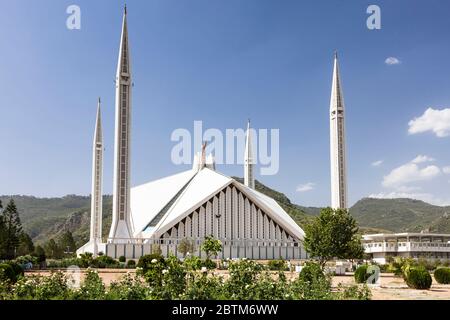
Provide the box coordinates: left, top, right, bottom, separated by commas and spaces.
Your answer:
296, 182, 315, 193
443, 166, 450, 174
408, 108, 450, 137
382, 155, 440, 188
371, 160, 383, 167
385, 57, 401, 65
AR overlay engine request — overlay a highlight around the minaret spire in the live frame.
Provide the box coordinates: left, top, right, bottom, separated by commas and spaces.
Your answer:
109, 7, 133, 241
329, 51, 348, 209
244, 119, 255, 189
90, 98, 103, 255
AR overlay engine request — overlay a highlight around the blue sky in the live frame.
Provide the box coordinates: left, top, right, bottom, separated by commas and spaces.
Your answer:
1, 0, 450, 207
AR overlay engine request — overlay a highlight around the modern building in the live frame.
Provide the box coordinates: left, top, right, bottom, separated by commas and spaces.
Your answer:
77, 7, 307, 260
329, 52, 348, 209
363, 233, 450, 264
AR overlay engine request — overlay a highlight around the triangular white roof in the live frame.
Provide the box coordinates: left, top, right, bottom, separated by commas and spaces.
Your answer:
130, 168, 305, 240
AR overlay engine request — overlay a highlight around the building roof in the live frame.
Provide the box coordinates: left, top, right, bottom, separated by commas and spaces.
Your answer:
363, 233, 450, 241
130, 167, 305, 240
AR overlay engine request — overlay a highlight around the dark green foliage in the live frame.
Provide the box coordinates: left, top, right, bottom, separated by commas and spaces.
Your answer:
58, 231, 77, 255
44, 239, 63, 259
354, 265, 370, 283
0, 199, 23, 259
94, 255, 119, 268
304, 208, 361, 268
17, 233, 34, 256
5, 262, 24, 281
434, 267, 450, 284
126, 260, 136, 268
137, 253, 165, 274
118, 256, 126, 263
267, 259, 289, 271
0, 264, 16, 283
33, 245, 46, 263
75, 270, 105, 300
291, 262, 332, 300
405, 267, 432, 289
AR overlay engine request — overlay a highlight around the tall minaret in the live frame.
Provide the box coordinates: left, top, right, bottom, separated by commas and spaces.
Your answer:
329, 51, 348, 209
90, 98, 103, 254
244, 120, 255, 189
109, 6, 133, 241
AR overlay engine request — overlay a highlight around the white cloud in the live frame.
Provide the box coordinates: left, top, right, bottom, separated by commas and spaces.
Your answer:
385, 57, 401, 65
443, 166, 450, 174
382, 156, 440, 188
411, 155, 434, 164
368, 192, 450, 206
408, 108, 450, 138
371, 160, 383, 167
296, 182, 315, 193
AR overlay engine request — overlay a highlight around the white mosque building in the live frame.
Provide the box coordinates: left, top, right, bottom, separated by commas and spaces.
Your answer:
77, 7, 309, 260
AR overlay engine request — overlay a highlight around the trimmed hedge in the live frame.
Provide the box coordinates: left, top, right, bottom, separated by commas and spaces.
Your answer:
126, 260, 136, 268
405, 267, 432, 289
267, 259, 289, 271
119, 256, 126, 263
354, 265, 370, 283
0, 262, 23, 283
434, 267, 450, 284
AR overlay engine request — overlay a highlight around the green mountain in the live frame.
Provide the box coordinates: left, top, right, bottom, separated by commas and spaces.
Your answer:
2, 182, 450, 247
350, 197, 450, 233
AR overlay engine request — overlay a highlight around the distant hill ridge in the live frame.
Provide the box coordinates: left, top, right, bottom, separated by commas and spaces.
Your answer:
2, 182, 450, 246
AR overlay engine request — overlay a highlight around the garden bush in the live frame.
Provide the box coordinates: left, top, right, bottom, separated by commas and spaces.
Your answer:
126, 260, 136, 268
107, 273, 149, 300
405, 267, 432, 289
94, 255, 119, 268
137, 253, 165, 274
291, 262, 332, 300
354, 265, 370, 283
267, 259, 289, 271
0, 264, 16, 283
74, 269, 106, 300
434, 267, 450, 284
6, 262, 24, 282
118, 256, 126, 263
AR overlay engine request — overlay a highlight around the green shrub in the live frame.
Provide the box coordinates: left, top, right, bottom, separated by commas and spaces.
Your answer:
118, 256, 126, 263
291, 262, 332, 300
336, 283, 372, 300
225, 259, 264, 299
6, 262, 24, 282
201, 259, 217, 270
0, 264, 16, 283
354, 265, 370, 283
126, 260, 136, 268
434, 267, 450, 284
94, 255, 119, 268
137, 254, 165, 275
107, 273, 149, 300
405, 267, 432, 289
267, 259, 288, 271
74, 269, 106, 300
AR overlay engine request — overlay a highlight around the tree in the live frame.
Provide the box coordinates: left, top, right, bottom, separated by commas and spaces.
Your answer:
343, 236, 365, 265
34, 245, 46, 263
44, 239, 63, 259
17, 232, 35, 256
178, 238, 195, 258
201, 235, 222, 260
0, 199, 23, 259
58, 231, 77, 256
303, 208, 360, 269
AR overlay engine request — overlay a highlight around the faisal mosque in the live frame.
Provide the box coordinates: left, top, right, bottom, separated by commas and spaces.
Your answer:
77, 6, 348, 260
